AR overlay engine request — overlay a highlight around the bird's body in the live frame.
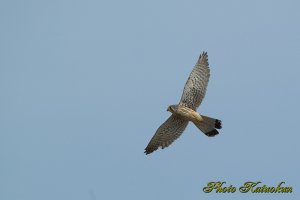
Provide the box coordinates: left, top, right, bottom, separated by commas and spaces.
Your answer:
145, 52, 222, 155
168, 105, 203, 124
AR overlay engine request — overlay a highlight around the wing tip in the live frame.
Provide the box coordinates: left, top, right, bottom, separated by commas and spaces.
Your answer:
144, 148, 154, 155
201, 51, 208, 58
197, 51, 209, 65
144, 145, 158, 155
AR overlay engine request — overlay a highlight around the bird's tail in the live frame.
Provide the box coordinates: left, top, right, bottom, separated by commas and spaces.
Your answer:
193, 115, 222, 137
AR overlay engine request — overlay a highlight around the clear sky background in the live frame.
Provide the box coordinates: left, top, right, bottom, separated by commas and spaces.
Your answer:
1, 0, 299, 200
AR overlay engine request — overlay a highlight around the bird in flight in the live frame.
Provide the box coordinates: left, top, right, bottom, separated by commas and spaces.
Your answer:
145, 52, 222, 155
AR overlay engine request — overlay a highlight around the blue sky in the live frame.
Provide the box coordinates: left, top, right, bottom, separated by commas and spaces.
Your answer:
0, 0, 299, 199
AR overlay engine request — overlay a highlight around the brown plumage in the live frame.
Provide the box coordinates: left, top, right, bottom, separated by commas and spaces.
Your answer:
145, 52, 222, 155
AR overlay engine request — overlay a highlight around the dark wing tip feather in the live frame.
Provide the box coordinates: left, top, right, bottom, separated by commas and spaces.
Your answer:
144, 144, 158, 155
144, 147, 156, 155
197, 51, 209, 65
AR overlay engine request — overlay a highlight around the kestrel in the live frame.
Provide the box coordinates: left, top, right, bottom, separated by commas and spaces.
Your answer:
145, 52, 222, 155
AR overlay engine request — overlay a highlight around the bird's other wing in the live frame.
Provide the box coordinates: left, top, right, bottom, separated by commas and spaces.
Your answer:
145, 115, 188, 155
179, 52, 210, 110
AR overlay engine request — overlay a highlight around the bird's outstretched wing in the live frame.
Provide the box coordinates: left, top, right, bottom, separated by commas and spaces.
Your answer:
145, 115, 188, 155
179, 52, 210, 110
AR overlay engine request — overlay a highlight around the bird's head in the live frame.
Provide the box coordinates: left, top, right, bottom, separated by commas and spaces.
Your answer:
167, 105, 177, 113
